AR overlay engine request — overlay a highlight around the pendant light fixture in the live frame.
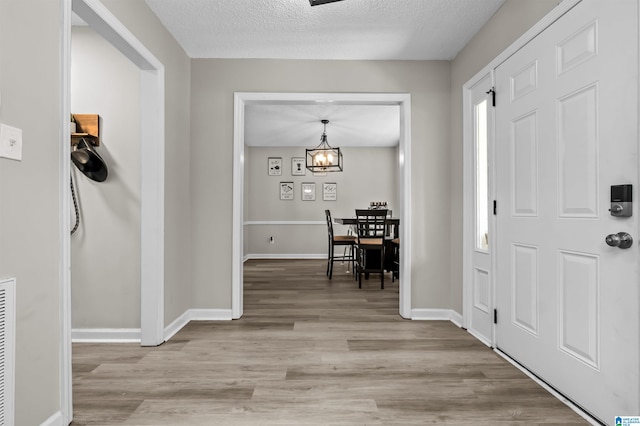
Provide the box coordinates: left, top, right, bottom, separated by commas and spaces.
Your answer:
306, 119, 343, 172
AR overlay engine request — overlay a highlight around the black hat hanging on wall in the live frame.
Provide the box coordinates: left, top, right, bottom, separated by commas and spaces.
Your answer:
71, 138, 108, 182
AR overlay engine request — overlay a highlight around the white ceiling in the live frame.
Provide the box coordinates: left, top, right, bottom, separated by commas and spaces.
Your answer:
76, 0, 507, 147
245, 104, 400, 147
144, 0, 505, 60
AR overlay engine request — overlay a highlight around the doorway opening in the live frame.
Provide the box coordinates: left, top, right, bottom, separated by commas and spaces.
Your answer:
232, 93, 412, 319
61, 0, 165, 421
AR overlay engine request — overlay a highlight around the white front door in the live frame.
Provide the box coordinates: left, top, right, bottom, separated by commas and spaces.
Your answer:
495, 0, 639, 422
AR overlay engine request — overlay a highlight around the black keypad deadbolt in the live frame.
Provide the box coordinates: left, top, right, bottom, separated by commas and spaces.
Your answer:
610, 184, 632, 217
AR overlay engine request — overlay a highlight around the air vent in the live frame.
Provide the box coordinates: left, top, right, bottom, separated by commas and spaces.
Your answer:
0, 278, 15, 426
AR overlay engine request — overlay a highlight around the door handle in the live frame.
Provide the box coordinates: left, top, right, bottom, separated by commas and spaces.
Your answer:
605, 232, 633, 249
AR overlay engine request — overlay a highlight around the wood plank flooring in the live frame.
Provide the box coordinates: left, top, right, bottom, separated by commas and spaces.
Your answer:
72, 259, 588, 425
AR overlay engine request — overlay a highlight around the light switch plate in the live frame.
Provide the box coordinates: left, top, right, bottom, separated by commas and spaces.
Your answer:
0, 123, 23, 161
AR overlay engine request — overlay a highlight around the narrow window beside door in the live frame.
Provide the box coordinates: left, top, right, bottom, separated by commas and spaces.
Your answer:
475, 99, 489, 251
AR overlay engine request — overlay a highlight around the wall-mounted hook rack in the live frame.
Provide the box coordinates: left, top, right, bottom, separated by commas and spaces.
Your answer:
71, 114, 100, 146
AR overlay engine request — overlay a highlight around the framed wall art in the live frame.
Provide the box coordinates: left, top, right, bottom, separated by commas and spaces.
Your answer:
291, 157, 306, 176
280, 182, 294, 200
322, 182, 337, 201
301, 182, 316, 201
268, 157, 282, 176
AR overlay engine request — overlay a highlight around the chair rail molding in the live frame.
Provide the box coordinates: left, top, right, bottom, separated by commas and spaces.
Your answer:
244, 220, 325, 226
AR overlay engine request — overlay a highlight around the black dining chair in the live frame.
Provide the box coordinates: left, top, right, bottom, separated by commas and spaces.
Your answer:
325, 210, 357, 279
391, 237, 400, 282
354, 209, 388, 289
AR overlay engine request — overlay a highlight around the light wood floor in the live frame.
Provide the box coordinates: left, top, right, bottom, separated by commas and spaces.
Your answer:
72, 259, 588, 425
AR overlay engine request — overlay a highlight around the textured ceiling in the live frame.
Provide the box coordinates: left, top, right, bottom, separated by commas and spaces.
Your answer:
75, 0, 507, 147
144, 0, 506, 60
245, 104, 400, 148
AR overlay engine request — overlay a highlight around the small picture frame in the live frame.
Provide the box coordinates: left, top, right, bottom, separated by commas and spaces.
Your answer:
323, 182, 337, 201
280, 182, 294, 200
268, 157, 282, 176
291, 157, 306, 176
301, 182, 316, 201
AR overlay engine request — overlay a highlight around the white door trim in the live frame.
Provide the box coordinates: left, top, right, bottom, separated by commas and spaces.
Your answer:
60, 3, 73, 422
465, 0, 583, 87
462, 0, 583, 344
233, 92, 412, 319
61, 0, 165, 421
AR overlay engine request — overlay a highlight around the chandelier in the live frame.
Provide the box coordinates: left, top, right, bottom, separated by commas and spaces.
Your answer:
305, 120, 343, 172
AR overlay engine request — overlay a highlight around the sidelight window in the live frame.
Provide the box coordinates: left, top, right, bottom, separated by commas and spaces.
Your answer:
475, 99, 489, 251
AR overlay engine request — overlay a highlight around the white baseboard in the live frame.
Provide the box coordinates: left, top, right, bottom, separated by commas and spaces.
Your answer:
164, 310, 193, 341
449, 310, 463, 327
72, 328, 141, 343
164, 309, 233, 341
411, 308, 463, 326
72, 310, 234, 344
72, 310, 465, 342
466, 328, 492, 347
245, 253, 326, 260
40, 410, 65, 426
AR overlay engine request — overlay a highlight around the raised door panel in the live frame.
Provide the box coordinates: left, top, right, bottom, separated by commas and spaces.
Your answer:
511, 112, 539, 216
557, 84, 599, 217
558, 250, 599, 368
511, 244, 539, 336
471, 267, 492, 341
473, 268, 490, 313
557, 21, 598, 76
511, 61, 538, 101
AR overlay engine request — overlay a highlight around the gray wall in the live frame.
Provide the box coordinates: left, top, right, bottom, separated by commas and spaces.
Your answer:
101, 0, 192, 327
0, 1, 62, 424
448, 0, 559, 314
191, 59, 452, 310
71, 26, 142, 329
245, 146, 399, 257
